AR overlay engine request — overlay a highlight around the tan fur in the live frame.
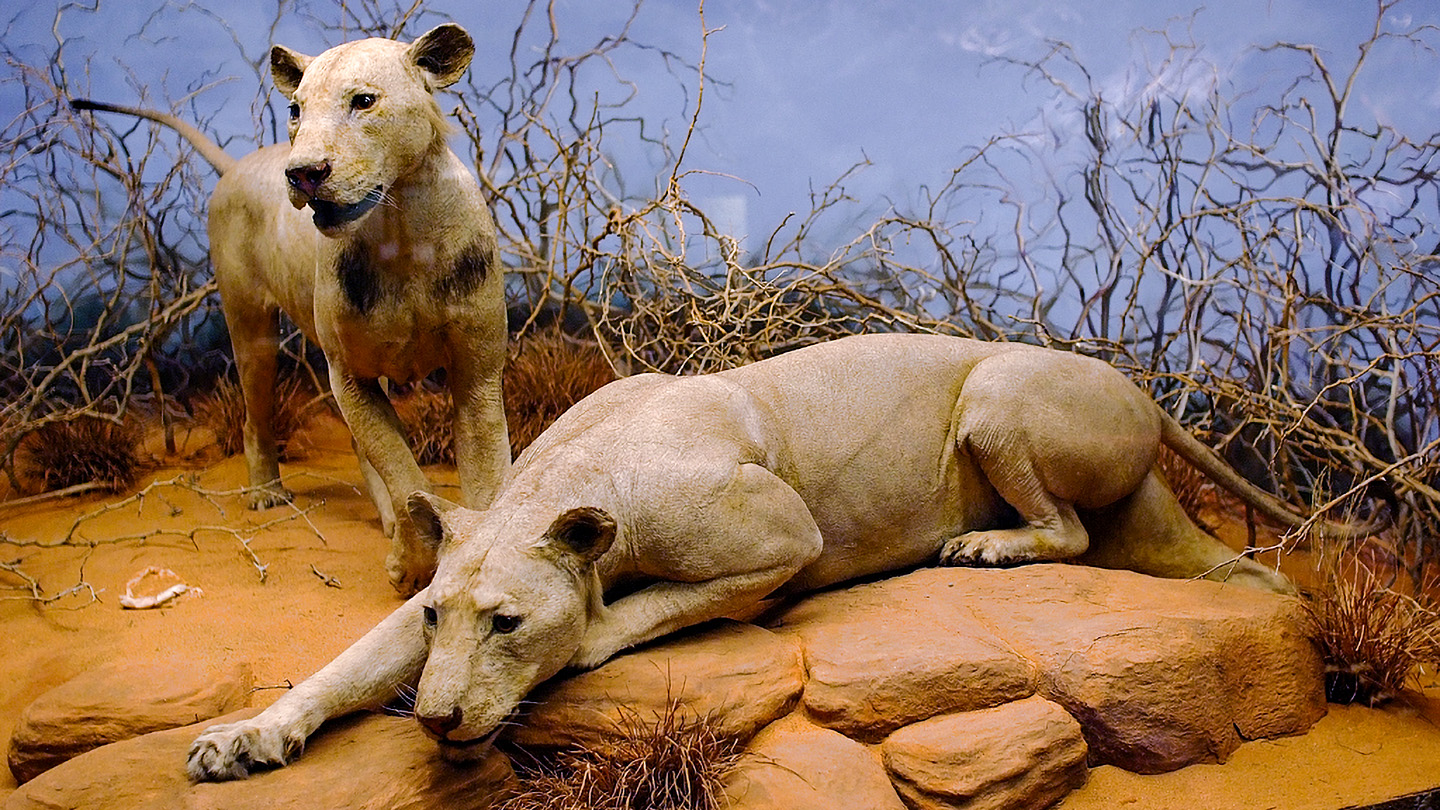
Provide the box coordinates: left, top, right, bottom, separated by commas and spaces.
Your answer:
75, 25, 510, 596
186, 333, 1356, 781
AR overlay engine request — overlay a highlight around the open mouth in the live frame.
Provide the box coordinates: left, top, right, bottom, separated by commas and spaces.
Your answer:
307, 186, 384, 231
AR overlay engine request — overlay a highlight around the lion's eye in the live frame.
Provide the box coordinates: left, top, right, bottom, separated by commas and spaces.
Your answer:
422, 606, 437, 630
288, 102, 300, 121
492, 614, 521, 635
351, 93, 377, 111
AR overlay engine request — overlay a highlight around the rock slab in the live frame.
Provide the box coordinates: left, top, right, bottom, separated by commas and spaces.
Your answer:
7, 660, 253, 783
779, 574, 1038, 742
881, 695, 1089, 810
4, 709, 514, 810
723, 714, 907, 810
5, 564, 1326, 809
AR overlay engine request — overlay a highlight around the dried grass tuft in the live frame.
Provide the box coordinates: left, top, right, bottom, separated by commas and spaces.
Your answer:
14, 416, 140, 494
500, 699, 745, 810
1303, 541, 1440, 705
504, 328, 618, 457
195, 374, 316, 461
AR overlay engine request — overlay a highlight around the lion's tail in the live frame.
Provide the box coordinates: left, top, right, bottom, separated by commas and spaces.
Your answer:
1158, 409, 1382, 539
71, 99, 239, 176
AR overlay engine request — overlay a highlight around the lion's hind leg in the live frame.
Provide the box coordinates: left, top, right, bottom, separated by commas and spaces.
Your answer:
939, 349, 1157, 568
220, 296, 293, 510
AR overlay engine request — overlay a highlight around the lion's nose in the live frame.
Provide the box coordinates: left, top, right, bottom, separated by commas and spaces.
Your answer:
416, 705, 463, 737
285, 161, 332, 197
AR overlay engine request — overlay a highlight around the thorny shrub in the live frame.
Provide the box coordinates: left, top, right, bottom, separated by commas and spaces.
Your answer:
1303, 540, 1440, 705
504, 328, 618, 457
394, 384, 455, 467
14, 416, 140, 494
392, 329, 617, 466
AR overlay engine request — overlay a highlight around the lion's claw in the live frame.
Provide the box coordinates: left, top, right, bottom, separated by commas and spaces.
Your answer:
245, 484, 294, 512
939, 531, 1019, 567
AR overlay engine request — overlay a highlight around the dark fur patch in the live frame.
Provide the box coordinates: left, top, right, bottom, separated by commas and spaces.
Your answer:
433, 242, 491, 301
337, 241, 381, 314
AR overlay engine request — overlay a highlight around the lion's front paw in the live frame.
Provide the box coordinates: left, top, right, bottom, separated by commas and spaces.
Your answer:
386, 541, 437, 597
245, 483, 294, 511
186, 717, 305, 782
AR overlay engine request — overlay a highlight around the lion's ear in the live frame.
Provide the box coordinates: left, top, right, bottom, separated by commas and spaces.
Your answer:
407, 491, 461, 553
269, 45, 312, 97
539, 507, 617, 567
407, 23, 474, 89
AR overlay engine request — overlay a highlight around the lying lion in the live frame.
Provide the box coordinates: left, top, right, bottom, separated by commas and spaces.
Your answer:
187, 333, 1363, 780
73, 24, 509, 596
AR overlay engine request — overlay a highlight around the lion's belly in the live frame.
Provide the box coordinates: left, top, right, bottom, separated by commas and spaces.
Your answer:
721, 334, 1019, 593
781, 431, 1006, 593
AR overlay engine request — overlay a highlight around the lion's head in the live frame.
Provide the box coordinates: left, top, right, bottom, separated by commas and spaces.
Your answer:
269, 24, 473, 235
405, 492, 615, 759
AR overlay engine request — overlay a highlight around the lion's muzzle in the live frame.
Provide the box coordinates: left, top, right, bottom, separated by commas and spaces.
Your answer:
285, 160, 331, 198
417, 704, 463, 738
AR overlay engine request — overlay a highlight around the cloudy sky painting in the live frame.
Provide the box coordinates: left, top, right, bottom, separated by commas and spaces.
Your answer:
6, 0, 1435, 256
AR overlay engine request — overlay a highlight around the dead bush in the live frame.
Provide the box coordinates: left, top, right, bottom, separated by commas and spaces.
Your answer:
501, 699, 744, 810
14, 416, 140, 495
194, 374, 318, 461
1303, 541, 1440, 705
504, 329, 618, 457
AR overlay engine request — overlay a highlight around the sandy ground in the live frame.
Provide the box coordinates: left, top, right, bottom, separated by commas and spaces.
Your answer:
2, 414, 1437, 807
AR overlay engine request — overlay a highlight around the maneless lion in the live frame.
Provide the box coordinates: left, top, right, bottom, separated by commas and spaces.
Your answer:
187, 333, 1369, 780
73, 24, 509, 595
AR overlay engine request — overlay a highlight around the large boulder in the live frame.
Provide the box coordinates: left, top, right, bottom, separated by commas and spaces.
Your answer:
772, 565, 1324, 773
723, 714, 906, 810
510, 619, 804, 751
955, 566, 1326, 773
4, 709, 514, 810
7, 660, 252, 783
880, 695, 1089, 810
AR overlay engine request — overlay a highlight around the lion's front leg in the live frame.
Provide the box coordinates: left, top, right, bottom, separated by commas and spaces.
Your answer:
570, 564, 805, 670
330, 365, 434, 594
187, 592, 430, 781
449, 353, 510, 513
570, 463, 822, 670
187, 705, 311, 781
